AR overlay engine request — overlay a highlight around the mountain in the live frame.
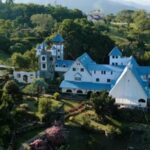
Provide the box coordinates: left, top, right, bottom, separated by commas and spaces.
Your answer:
14, 0, 150, 14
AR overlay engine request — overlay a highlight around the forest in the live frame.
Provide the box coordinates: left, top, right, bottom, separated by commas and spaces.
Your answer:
0, 0, 149, 70
0, 0, 150, 149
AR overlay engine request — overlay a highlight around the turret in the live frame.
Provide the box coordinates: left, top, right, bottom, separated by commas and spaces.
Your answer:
51, 34, 64, 60
109, 47, 122, 66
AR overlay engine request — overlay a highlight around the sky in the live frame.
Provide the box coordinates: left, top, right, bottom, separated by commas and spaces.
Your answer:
7, 0, 150, 14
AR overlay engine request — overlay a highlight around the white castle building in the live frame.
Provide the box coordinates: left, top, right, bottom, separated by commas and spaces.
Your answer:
13, 34, 150, 108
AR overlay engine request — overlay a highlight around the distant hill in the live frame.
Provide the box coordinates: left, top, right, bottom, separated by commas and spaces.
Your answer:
15, 0, 150, 14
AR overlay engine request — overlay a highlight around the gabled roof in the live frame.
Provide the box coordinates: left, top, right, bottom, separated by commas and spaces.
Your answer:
60, 80, 111, 91
77, 53, 96, 69
52, 34, 64, 43
109, 47, 122, 56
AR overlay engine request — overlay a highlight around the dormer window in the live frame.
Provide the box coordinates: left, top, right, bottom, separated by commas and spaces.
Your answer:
112, 56, 115, 59
81, 68, 84, 72
116, 56, 118, 58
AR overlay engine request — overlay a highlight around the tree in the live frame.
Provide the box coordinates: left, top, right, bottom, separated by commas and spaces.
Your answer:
6, 0, 14, 5
51, 18, 114, 63
133, 10, 150, 32
31, 14, 56, 37
2, 80, 21, 105
11, 52, 30, 69
90, 92, 116, 121
23, 78, 48, 95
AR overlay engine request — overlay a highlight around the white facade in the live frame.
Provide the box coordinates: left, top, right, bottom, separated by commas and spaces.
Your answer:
109, 67, 147, 108
64, 60, 93, 82
109, 56, 130, 66
13, 71, 36, 84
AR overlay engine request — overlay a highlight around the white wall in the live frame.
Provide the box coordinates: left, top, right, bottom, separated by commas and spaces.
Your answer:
110, 68, 147, 108
64, 60, 92, 82
13, 71, 36, 84
109, 56, 130, 66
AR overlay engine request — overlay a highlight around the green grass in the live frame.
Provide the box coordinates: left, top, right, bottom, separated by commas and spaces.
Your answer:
62, 99, 82, 112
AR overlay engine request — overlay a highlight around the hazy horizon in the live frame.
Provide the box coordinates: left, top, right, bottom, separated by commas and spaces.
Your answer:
3, 0, 150, 14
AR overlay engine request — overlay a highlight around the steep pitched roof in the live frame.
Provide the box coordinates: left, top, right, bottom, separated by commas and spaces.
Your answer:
76, 53, 96, 73
109, 47, 122, 56
52, 34, 64, 43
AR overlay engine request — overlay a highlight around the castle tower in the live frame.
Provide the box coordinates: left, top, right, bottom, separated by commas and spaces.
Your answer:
37, 42, 55, 81
51, 34, 64, 61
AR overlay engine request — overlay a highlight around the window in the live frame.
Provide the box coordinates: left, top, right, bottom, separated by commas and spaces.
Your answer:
75, 77, 81, 81
112, 56, 115, 58
101, 71, 106, 74
63, 65, 66, 68
94, 71, 96, 74
57, 56, 60, 59
42, 56, 46, 61
17, 74, 21, 78
73, 68, 76, 71
116, 56, 118, 59
81, 68, 84, 72
107, 79, 111, 83
42, 64, 46, 69
111, 71, 113, 75
58, 49, 60, 52
112, 63, 114, 66
50, 57, 53, 61
55, 64, 58, 67
96, 78, 99, 82
116, 63, 118, 66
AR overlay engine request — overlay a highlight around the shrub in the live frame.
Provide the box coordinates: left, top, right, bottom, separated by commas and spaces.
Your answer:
53, 92, 60, 100
38, 98, 51, 114
19, 103, 29, 110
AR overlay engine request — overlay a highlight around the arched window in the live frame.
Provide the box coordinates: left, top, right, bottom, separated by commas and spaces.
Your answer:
23, 75, 28, 83
66, 89, 72, 93
77, 90, 83, 94
74, 73, 82, 81
138, 99, 146, 103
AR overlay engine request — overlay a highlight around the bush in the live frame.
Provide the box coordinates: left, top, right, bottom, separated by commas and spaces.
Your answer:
38, 98, 51, 114
53, 92, 60, 100
19, 103, 29, 110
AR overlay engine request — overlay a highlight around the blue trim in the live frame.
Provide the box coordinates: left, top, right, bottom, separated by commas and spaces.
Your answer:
60, 80, 111, 91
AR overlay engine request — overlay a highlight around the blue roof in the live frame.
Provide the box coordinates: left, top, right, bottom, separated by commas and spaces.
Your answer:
60, 80, 111, 91
138, 66, 150, 75
127, 56, 138, 67
77, 53, 96, 69
109, 47, 122, 56
52, 34, 64, 43
88, 64, 124, 72
55, 60, 74, 68
127, 62, 149, 96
